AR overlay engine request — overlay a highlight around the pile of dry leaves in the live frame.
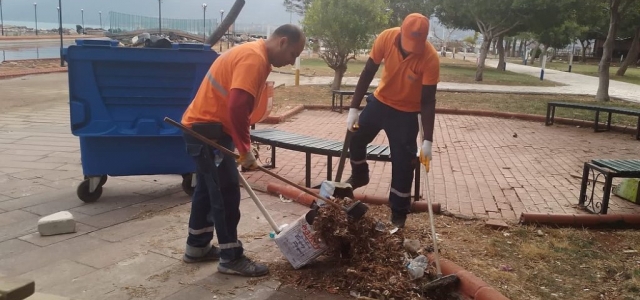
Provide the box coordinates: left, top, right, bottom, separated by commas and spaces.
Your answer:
267, 200, 459, 300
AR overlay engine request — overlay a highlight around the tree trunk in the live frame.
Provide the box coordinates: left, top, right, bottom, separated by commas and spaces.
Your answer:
528, 42, 539, 65
332, 68, 346, 90
549, 48, 557, 62
616, 26, 640, 76
511, 38, 518, 57
505, 38, 511, 58
476, 36, 492, 81
518, 39, 524, 57
491, 38, 498, 56
596, 0, 622, 102
497, 35, 506, 70
205, 0, 245, 46
580, 39, 589, 63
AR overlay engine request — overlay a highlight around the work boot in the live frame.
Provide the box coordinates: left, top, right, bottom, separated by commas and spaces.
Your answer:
391, 212, 407, 228
345, 174, 369, 190
183, 246, 221, 263
218, 255, 269, 277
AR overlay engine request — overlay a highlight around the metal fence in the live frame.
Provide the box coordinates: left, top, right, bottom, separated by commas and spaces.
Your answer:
108, 11, 218, 35
107, 11, 279, 37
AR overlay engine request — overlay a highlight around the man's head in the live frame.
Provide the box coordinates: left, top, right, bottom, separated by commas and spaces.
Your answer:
265, 24, 306, 68
400, 13, 430, 55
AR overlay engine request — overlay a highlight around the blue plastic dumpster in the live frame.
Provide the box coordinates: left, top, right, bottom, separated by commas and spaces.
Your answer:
64, 39, 219, 202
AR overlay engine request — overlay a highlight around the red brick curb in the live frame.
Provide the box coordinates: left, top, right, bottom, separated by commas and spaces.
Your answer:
265, 182, 442, 214
260, 104, 638, 137
519, 213, 640, 228
0, 68, 67, 80
425, 253, 510, 300
261, 105, 305, 124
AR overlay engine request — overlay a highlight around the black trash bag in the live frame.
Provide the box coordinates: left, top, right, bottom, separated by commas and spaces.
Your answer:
144, 36, 173, 48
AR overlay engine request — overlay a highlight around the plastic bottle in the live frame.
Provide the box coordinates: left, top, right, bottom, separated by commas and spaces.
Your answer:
213, 149, 223, 167
406, 255, 428, 280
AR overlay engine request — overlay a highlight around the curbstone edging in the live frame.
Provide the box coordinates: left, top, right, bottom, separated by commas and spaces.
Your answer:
519, 213, 640, 228
0, 68, 67, 80
265, 182, 442, 214
426, 253, 511, 300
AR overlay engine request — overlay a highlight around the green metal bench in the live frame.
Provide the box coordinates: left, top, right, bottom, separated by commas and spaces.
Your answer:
250, 128, 421, 201
579, 159, 640, 214
331, 90, 372, 113
545, 102, 640, 140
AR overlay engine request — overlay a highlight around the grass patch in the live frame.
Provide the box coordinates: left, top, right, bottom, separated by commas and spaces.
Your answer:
273, 85, 640, 127
506, 58, 640, 86
274, 57, 558, 87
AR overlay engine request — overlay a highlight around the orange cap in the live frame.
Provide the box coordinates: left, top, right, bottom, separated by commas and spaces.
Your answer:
400, 13, 430, 54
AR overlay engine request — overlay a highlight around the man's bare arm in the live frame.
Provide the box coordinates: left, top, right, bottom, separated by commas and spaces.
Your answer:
349, 58, 380, 109
420, 85, 437, 141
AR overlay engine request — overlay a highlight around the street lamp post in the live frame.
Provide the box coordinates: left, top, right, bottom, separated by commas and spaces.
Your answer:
58, 0, 63, 67
219, 10, 224, 52
158, 0, 162, 35
34, 3, 38, 36
202, 3, 207, 43
99, 11, 102, 29
81, 9, 84, 34
0, 0, 4, 36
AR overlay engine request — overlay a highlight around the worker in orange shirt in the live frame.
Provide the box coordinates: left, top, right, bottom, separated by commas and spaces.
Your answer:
180, 24, 305, 277
345, 13, 440, 228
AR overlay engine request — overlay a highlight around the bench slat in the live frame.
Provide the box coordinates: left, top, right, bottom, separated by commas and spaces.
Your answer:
365, 145, 379, 154
370, 145, 389, 156
250, 129, 393, 161
304, 139, 338, 149
549, 102, 640, 115
319, 141, 344, 151
291, 137, 326, 147
592, 159, 640, 174
268, 135, 313, 143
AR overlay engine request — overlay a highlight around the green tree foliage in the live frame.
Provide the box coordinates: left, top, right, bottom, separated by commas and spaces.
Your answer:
301, 0, 389, 90
387, 0, 430, 26
616, 0, 640, 76
596, 0, 637, 101
283, 0, 312, 15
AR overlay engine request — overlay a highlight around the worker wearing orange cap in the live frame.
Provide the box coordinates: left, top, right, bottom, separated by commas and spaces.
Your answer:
345, 13, 440, 228
180, 24, 306, 277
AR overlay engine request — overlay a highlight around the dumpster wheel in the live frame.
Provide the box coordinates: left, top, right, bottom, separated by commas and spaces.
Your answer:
182, 173, 196, 197
77, 177, 105, 203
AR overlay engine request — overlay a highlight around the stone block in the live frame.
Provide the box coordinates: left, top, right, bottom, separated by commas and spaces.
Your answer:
37, 212, 75, 236
485, 219, 510, 230
0, 277, 35, 300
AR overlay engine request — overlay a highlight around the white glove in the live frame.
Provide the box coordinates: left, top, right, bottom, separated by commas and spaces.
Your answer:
237, 148, 258, 170
420, 140, 432, 171
346, 108, 359, 131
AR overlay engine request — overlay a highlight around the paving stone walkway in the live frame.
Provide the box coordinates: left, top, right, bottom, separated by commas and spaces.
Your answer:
0, 75, 348, 299
247, 109, 640, 219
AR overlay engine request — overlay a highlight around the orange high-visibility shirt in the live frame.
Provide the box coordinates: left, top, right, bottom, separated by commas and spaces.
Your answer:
370, 28, 440, 112
182, 40, 272, 132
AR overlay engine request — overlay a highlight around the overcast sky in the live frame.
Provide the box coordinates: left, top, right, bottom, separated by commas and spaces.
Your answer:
1, 0, 301, 26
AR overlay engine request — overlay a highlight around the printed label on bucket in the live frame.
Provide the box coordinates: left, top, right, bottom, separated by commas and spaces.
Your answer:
274, 213, 328, 269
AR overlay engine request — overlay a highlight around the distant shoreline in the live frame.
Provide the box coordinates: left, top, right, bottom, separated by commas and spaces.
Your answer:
0, 35, 101, 41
